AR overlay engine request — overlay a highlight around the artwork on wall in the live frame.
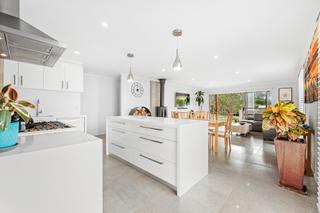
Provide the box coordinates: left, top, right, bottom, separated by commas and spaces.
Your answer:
304, 17, 319, 103
279, 88, 292, 102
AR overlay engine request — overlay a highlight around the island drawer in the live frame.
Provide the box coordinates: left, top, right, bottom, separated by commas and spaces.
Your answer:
108, 127, 129, 144
108, 119, 131, 130
132, 133, 176, 163
133, 150, 176, 186
132, 124, 177, 141
108, 140, 133, 163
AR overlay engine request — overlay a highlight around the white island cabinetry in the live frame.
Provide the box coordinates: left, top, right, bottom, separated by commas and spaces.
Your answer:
106, 116, 208, 196
0, 131, 103, 213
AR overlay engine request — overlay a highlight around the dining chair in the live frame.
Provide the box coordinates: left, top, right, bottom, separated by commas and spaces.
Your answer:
177, 112, 190, 119
171, 111, 178, 118
194, 111, 209, 120
208, 113, 233, 152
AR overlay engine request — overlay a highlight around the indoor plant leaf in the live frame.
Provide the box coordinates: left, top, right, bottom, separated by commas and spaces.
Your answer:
9, 102, 31, 123
0, 110, 11, 131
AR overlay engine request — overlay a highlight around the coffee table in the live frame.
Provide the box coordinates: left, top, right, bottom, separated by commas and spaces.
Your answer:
232, 123, 251, 136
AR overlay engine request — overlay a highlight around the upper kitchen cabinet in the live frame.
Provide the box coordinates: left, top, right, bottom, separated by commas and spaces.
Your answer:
3, 60, 19, 87
44, 62, 65, 91
64, 62, 84, 92
18, 62, 44, 89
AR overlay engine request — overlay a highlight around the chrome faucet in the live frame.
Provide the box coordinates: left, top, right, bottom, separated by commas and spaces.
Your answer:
36, 99, 43, 116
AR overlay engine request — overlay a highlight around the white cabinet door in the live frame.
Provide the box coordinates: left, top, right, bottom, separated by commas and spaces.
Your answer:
3, 60, 19, 87
44, 62, 65, 91
64, 63, 83, 92
18, 62, 44, 89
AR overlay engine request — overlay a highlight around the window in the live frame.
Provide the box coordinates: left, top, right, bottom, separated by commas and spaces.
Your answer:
208, 91, 271, 120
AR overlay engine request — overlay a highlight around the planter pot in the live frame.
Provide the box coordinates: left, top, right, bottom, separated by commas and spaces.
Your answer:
0, 122, 19, 148
274, 138, 306, 191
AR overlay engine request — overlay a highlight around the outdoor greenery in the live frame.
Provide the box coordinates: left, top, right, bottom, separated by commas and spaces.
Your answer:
217, 93, 244, 114
0, 84, 35, 131
262, 101, 306, 141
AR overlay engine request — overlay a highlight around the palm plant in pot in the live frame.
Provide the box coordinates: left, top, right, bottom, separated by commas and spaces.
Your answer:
0, 84, 35, 149
195, 91, 205, 110
262, 101, 307, 192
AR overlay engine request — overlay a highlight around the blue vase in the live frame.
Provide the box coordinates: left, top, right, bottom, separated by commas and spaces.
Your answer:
0, 122, 19, 148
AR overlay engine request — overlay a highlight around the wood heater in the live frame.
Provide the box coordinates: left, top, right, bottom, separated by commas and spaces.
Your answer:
156, 79, 167, 117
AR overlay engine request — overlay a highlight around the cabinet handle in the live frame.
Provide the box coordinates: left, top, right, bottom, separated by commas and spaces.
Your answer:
139, 154, 163, 165
112, 129, 126, 134
139, 137, 163, 144
112, 121, 126, 125
13, 75, 16, 86
111, 143, 125, 149
20, 76, 23, 86
61, 80, 64, 89
139, 125, 163, 131
66, 81, 69, 89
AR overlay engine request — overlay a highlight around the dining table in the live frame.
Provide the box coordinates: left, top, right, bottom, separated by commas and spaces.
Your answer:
208, 119, 226, 152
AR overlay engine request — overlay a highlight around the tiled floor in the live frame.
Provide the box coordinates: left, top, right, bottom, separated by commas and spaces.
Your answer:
99, 133, 318, 213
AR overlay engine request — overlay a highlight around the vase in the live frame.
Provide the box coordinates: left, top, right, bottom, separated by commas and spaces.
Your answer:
0, 122, 19, 148
274, 138, 306, 191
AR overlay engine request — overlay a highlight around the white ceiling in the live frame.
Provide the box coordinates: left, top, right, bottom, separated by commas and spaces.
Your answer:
20, 0, 320, 88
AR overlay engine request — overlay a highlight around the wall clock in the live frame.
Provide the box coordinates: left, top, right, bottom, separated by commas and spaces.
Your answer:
131, 82, 144, 97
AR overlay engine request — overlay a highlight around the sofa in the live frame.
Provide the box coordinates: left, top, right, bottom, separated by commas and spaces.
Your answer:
263, 128, 276, 141
252, 113, 263, 132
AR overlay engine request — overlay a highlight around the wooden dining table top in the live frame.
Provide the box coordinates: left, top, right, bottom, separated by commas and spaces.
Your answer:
207, 120, 226, 127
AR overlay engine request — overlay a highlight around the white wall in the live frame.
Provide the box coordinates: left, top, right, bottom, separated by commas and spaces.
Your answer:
165, 81, 199, 112
204, 81, 298, 106
120, 73, 200, 116
120, 73, 150, 116
81, 73, 120, 135
16, 88, 81, 116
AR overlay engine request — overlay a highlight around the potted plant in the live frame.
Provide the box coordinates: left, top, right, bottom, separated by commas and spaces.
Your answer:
195, 91, 205, 110
262, 101, 307, 192
0, 84, 35, 149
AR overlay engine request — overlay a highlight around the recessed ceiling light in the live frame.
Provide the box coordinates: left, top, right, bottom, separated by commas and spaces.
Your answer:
73, 50, 80, 55
192, 78, 195, 81
235, 71, 240, 74
236, 205, 240, 209
0, 53, 7, 57
0, 36, 2, 40
161, 68, 166, 72
101, 21, 108, 28
214, 55, 219, 60
247, 80, 251, 82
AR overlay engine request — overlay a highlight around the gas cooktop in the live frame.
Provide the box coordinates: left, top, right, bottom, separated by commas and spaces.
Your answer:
25, 121, 71, 132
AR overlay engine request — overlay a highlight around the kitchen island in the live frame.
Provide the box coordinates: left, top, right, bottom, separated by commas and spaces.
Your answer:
106, 116, 208, 196
0, 131, 103, 213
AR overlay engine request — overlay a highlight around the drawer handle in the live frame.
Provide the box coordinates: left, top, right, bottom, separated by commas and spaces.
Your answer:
112, 121, 126, 125
111, 143, 125, 149
139, 137, 163, 144
139, 154, 163, 165
112, 129, 126, 134
139, 125, 163, 131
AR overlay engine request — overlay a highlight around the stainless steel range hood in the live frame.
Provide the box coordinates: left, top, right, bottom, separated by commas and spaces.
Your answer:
0, 0, 65, 67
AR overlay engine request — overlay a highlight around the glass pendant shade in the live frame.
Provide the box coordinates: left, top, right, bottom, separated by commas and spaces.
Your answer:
172, 49, 182, 71
127, 66, 134, 82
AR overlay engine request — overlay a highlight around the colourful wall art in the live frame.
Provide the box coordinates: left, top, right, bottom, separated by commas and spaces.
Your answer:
304, 17, 319, 103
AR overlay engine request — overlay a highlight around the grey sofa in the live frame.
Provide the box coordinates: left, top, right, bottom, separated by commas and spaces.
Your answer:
263, 129, 276, 141
252, 113, 263, 132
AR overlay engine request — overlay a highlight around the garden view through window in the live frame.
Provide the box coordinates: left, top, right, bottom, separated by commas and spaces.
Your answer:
209, 91, 271, 121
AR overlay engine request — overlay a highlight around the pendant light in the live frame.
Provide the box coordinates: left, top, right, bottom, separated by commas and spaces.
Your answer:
127, 53, 134, 82
172, 29, 183, 71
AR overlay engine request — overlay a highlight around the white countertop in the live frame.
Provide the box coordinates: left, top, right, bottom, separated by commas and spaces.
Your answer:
0, 131, 101, 158
107, 116, 208, 127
